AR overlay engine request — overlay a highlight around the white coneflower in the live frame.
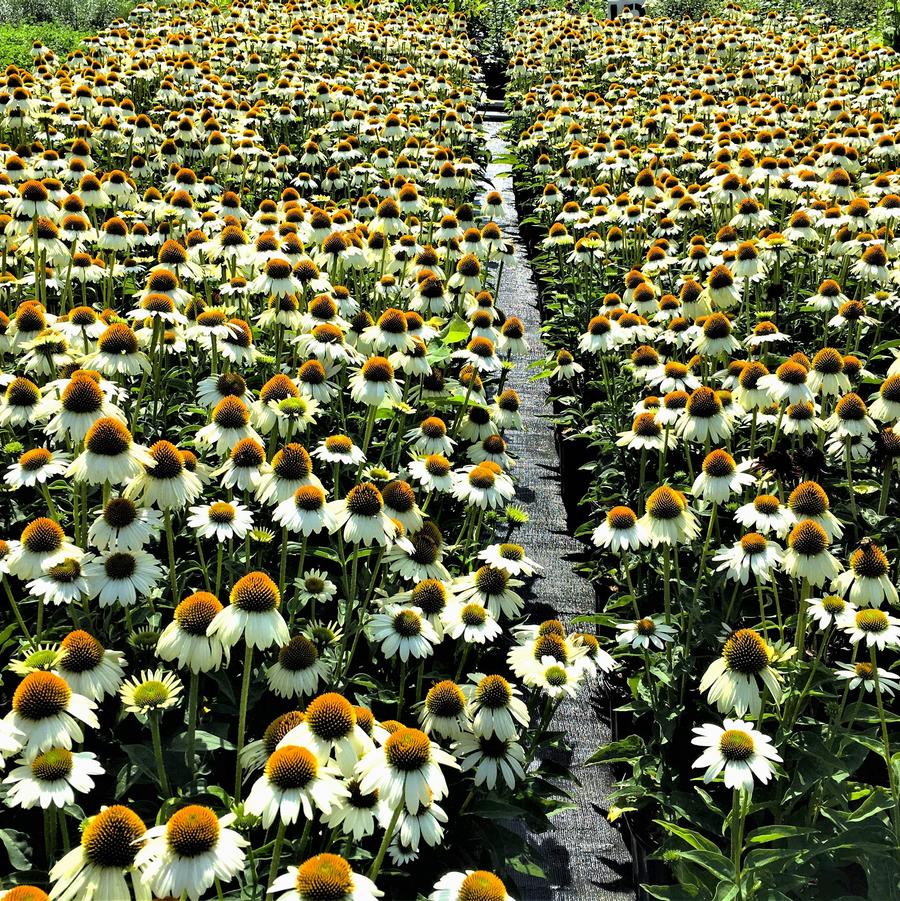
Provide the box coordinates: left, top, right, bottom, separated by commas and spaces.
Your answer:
295, 569, 338, 610
758, 360, 814, 406
638, 486, 700, 546
838, 608, 900, 650
208, 572, 289, 651
451, 463, 514, 510
214, 437, 271, 493
713, 533, 783, 584
356, 726, 457, 814
692, 312, 741, 356
616, 412, 676, 452
157, 592, 227, 674
370, 605, 438, 661
312, 434, 367, 468
27, 558, 88, 607
592, 505, 648, 551
834, 660, 900, 696
278, 692, 374, 777
476, 542, 541, 577
808, 347, 851, 397
430, 870, 515, 901
381, 481, 423, 534
1, 377, 46, 428
407, 454, 455, 494
119, 669, 183, 718
418, 680, 470, 739
678, 386, 733, 444
529, 652, 585, 698
323, 776, 384, 842
699, 629, 784, 717
49, 804, 148, 901
362, 307, 416, 353
245, 745, 349, 827
787, 482, 844, 542
349, 356, 402, 406
441, 600, 502, 645
807, 594, 855, 631
83, 549, 162, 608
195, 396, 262, 456
5, 671, 98, 759
406, 417, 456, 456
89, 496, 162, 551
269, 854, 382, 901
783, 519, 842, 588
257, 443, 323, 506
455, 731, 526, 790
125, 440, 203, 510
870, 374, 900, 423
83, 323, 150, 377
4, 746, 103, 809
734, 494, 792, 538
691, 719, 781, 792
188, 500, 254, 541
328, 483, 398, 547
6, 518, 83, 580
462, 674, 530, 740
196, 371, 254, 409
691, 450, 756, 503
455, 566, 523, 620
67, 418, 154, 486
56, 629, 126, 701
135, 805, 247, 901
832, 540, 899, 607
617, 616, 677, 650
4, 447, 68, 490
251, 374, 302, 434
9, 643, 62, 678
274, 485, 336, 536
267, 636, 329, 699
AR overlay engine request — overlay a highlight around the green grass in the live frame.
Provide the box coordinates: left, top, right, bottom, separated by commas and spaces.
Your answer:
0, 23, 88, 68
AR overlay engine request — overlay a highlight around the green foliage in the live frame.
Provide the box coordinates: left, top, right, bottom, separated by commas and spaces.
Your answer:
0, 22, 86, 68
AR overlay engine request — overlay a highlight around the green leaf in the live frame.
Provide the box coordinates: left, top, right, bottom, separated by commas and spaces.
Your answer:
674, 848, 736, 882
121, 742, 159, 783
508, 852, 545, 878
643, 886, 697, 900
585, 734, 645, 766
171, 730, 235, 752
0, 828, 31, 870
465, 796, 528, 819
443, 314, 470, 344
745, 825, 815, 844
847, 788, 895, 822
656, 819, 720, 854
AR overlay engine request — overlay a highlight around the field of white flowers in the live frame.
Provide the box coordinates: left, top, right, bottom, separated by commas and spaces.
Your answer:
0, 0, 898, 899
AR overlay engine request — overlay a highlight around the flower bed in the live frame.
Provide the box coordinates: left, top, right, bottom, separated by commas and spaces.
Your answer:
504, 6, 900, 899
0, 1, 605, 897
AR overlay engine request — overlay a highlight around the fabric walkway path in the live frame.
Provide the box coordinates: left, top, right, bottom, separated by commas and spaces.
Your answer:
482, 115, 634, 900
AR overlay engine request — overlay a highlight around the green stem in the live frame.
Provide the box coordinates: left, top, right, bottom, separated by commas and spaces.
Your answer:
186, 670, 200, 778
164, 509, 179, 603
268, 820, 287, 888
2, 579, 31, 642
150, 712, 171, 797
870, 647, 900, 841
368, 800, 403, 882
731, 788, 746, 896
234, 642, 254, 801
